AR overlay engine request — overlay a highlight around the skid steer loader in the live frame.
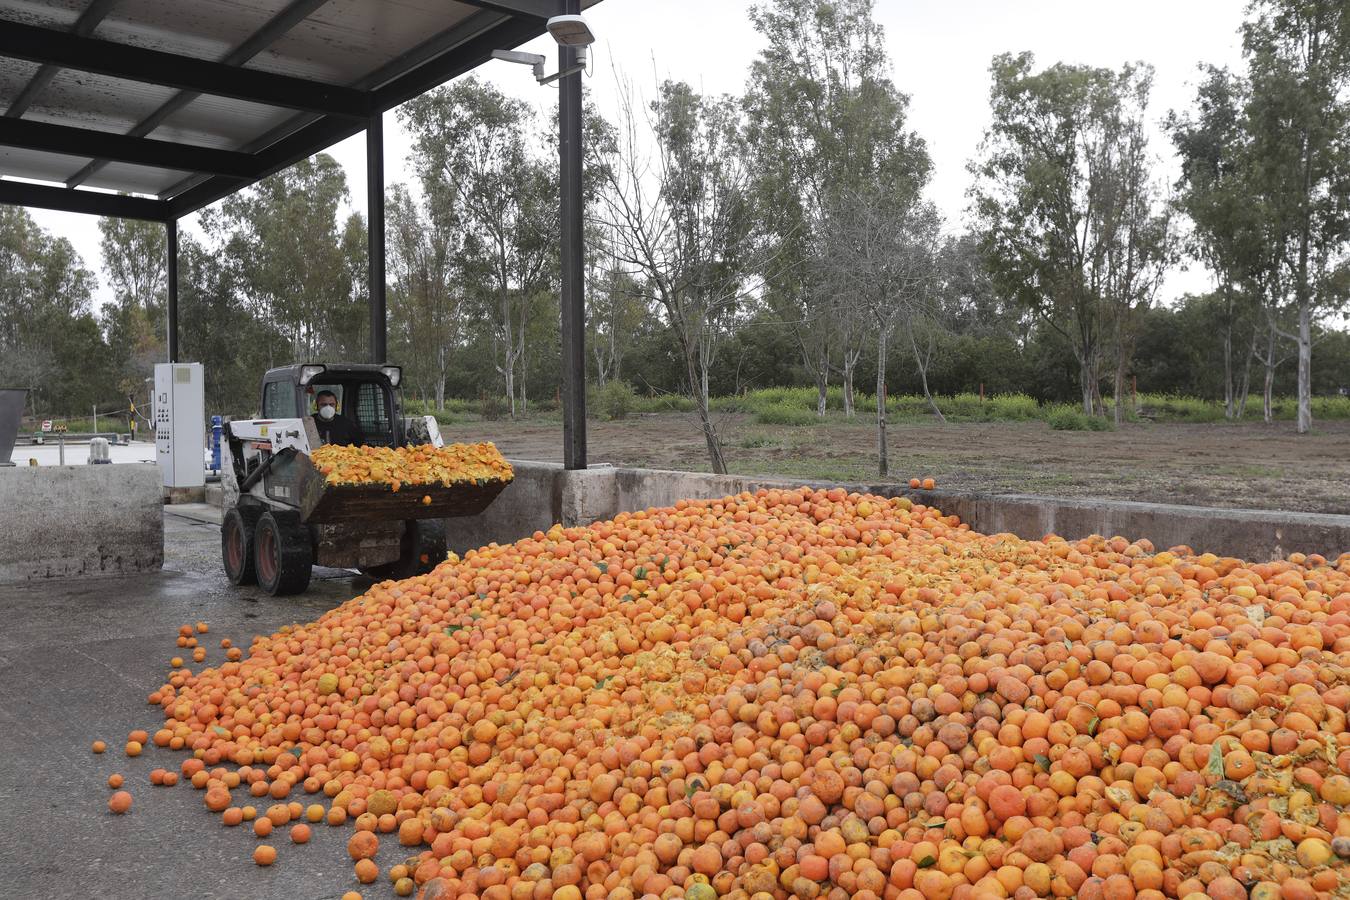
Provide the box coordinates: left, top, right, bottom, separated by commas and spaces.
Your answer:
220, 363, 509, 595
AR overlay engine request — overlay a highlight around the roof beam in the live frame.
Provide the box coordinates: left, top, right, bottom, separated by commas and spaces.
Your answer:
0, 21, 370, 120
165, 12, 546, 216
0, 179, 169, 221
0, 118, 256, 178
66, 0, 332, 189
4, 0, 122, 119
453, 0, 560, 19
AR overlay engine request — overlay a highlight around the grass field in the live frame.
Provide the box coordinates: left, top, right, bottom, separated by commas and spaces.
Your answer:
444, 408, 1350, 515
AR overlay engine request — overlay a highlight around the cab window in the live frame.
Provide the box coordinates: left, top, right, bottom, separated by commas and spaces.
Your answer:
353, 382, 392, 442
262, 381, 292, 418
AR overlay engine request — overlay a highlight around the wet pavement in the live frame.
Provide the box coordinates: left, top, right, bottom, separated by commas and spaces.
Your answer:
0, 509, 407, 899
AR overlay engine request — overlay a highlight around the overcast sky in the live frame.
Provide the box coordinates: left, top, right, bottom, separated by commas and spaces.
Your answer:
26, 0, 1249, 309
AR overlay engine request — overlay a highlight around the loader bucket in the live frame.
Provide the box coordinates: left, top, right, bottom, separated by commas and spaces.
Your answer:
294, 452, 511, 524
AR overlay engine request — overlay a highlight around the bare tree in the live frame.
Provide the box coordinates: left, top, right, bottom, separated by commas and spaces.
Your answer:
596, 77, 755, 474
585, 234, 648, 389
829, 196, 942, 476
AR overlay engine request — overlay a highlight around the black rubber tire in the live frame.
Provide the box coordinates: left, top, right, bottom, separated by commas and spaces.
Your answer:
253, 511, 314, 596
221, 505, 262, 586
362, 519, 447, 581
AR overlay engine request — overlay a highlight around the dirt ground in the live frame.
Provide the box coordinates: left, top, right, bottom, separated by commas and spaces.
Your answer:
451, 412, 1350, 515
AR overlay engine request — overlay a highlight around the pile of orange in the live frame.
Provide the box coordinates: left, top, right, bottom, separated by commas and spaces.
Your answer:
311, 442, 512, 491
133, 489, 1350, 899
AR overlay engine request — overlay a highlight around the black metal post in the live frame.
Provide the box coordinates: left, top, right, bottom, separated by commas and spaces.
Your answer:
166, 218, 179, 363
367, 112, 387, 364
559, 0, 586, 470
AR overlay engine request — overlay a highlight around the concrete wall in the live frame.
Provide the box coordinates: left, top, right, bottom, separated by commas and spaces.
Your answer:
451, 461, 1350, 561
444, 461, 565, 553
0, 464, 163, 581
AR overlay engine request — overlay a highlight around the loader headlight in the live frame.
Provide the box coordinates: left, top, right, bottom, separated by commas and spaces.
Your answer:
299, 364, 327, 385
381, 366, 402, 387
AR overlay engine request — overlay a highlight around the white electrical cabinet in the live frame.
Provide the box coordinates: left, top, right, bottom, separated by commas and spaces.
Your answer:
154, 362, 205, 489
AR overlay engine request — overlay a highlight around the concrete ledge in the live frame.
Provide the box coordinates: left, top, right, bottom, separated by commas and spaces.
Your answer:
204, 456, 1347, 561
0, 463, 164, 581
454, 461, 1350, 561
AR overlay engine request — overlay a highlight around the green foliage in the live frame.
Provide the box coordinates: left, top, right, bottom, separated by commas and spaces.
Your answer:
972, 52, 1169, 407
210, 154, 365, 361
27, 416, 130, 434
401, 398, 460, 426
593, 380, 638, 421
1134, 393, 1228, 422
1047, 407, 1114, 431
754, 403, 818, 426
0, 207, 109, 417
632, 394, 697, 413
478, 394, 508, 420
713, 387, 1041, 422
1274, 395, 1350, 421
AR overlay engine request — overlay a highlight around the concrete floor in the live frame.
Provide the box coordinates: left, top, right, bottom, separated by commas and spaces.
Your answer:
0, 508, 409, 899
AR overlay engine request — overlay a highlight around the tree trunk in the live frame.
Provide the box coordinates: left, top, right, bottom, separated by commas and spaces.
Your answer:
815, 369, 828, 418
918, 372, 944, 423
1262, 327, 1276, 424
1296, 301, 1311, 434
909, 328, 945, 424
435, 365, 446, 413
1079, 354, 1095, 417
685, 349, 725, 474
876, 329, 888, 478
842, 353, 856, 417
1222, 315, 1234, 420
1113, 360, 1127, 426
517, 317, 528, 415
1236, 330, 1256, 419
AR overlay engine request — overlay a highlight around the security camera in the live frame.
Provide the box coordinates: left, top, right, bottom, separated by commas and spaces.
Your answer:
547, 14, 595, 47
494, 15, 593, 86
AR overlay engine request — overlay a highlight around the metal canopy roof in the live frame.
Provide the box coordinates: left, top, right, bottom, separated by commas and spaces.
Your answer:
0, 0, 594, 221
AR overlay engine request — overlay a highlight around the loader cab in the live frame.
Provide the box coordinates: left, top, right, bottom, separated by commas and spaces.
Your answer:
260, 363, 404, 447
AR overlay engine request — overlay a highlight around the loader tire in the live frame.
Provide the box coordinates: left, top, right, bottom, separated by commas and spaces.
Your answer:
222, 505, 262, 586
254, 511, 313, 596
362, 519, 447, 581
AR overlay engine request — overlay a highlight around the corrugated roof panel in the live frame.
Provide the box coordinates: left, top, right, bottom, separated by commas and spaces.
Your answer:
148, 93, 300, 152
80, 159, 191, 194
0, 0, 82, 30
0, 55, 42, 109
89, 0, 289, 65
0, 0, 597, 217
252, 0, 483, 86
23, 69, 179, 134
0, 146, 95, 185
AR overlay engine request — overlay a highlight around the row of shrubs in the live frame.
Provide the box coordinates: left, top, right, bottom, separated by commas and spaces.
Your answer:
731, 388, 1350, 429
408, 385, 1350, 428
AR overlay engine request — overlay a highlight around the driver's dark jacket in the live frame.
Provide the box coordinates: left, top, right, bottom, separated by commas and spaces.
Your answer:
313, 412, 362, 446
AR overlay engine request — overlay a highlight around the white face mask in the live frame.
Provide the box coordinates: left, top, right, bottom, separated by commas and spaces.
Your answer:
318, 405, 336, 421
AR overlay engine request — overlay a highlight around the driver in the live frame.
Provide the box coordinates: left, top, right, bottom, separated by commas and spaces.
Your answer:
312, 390, 362, 446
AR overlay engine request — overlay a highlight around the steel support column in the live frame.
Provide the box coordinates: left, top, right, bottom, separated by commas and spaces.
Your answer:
166, 219, 179, 363
367, 112, 387, 364
559, 0, 586, 470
